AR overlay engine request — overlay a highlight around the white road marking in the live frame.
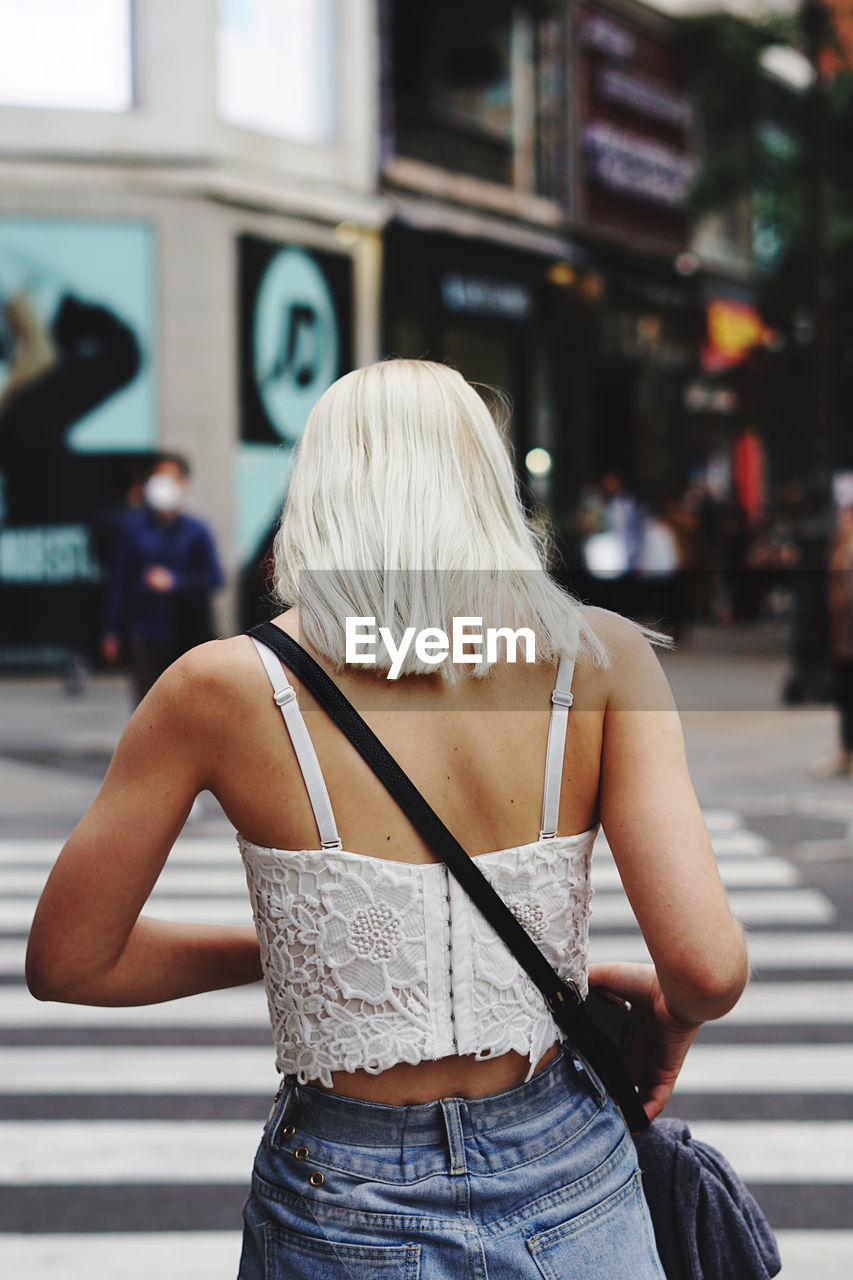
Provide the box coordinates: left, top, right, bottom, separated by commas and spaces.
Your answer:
688, 1122, 853, 1182
0, 1120, 260, 1184
0, 984, 269, 1027
591, 888, 834, 928
775, 1232, 853, 1280
676, 1044, 853, 1093
0, 1047, 278, 1094
589, 931, 853, 969
0, 1233, 242, 1280
0, 866, 250, 895
591, 856, 800, 891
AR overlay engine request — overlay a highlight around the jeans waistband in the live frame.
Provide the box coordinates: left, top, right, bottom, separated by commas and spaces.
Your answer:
272, 1046, 597, 1150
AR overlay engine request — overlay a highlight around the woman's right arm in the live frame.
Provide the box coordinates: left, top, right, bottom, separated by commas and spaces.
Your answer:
591, 616, 749, 1116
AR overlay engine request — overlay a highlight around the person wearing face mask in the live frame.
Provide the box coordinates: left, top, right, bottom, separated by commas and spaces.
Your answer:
101, 452, 225, 704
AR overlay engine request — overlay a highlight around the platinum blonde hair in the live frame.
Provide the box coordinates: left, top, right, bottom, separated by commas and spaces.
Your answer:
273, 358, 609, 678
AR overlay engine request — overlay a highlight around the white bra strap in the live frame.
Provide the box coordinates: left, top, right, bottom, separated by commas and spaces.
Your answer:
250, 637, 342, 850
539, 652, 576, 840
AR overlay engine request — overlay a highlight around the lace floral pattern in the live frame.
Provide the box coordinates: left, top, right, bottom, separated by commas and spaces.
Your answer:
239, 832, 596, 1087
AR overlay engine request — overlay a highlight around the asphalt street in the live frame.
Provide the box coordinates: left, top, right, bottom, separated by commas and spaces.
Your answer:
1, 624, 851, 1278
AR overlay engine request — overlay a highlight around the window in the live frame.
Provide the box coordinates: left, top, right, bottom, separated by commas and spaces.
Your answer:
0, 0, 132, 112
386, 0, 567, 196
217, 0, 337, 143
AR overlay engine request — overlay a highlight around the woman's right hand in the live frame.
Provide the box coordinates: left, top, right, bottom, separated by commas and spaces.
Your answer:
588, 961, 701, 1123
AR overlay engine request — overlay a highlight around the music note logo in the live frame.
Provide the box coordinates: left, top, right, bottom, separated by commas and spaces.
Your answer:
253, 248, 339, 443
266, 303, 318, 389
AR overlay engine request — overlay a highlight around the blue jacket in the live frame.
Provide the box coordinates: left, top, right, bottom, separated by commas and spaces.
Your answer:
103, 506, 224, 650
635, 1119, 781, 1280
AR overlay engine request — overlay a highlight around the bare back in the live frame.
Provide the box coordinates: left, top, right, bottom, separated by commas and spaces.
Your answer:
194, 611, 608, 1101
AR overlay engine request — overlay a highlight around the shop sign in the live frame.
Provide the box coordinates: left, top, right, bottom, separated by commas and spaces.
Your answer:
597, 68, 692, 129
580, 14, 635, 61
583, 121, 695, 209
441, 273, 533, 321
702, 298, 773, 372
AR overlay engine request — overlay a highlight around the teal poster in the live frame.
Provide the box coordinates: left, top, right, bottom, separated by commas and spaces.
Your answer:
0, 216, 157, 668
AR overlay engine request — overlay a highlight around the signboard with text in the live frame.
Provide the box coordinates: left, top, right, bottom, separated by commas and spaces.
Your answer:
0, 216, 157, 668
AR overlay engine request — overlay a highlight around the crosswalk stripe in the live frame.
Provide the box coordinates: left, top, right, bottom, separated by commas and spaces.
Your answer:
0, 1047, 278, 1094
1, 981, 849, 1030
594, 828, 772, 858
1, 1230, 852, 1280
714, 982, 853, 1024
1, 1118, 849, 1187
0, 850, 805, 900
2, 886, 835, 931
0, 867, 250, 895
0, 899, 255, 929
709, 830, 772, 856
589, 931, 853, 968
0, 985, 270, 1027
0, 1121, 260, 1183
591, 855, 800, 889
5, 932, 853, 979
0, 839, 243, 867
0, 1233, 243, 1280
1, 1045, 852, 1097
0, 940, 26, 972
676, 1044, 853, 1093
688, 1122, 853, 1182
700, 810, 743, 832
591, 889, 835, 928
775, 1231, 853, 1279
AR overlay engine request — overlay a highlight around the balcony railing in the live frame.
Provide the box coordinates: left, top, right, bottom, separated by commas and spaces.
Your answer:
393, 105, 513, 188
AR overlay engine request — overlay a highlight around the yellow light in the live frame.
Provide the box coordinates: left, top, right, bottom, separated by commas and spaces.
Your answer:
547, 262, 577, 287
525, 447, 553, 477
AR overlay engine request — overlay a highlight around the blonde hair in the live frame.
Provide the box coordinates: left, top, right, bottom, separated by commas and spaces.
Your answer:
273, 358, 609, 678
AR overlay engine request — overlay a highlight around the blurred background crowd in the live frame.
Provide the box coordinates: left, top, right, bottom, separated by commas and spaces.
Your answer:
3, 0, 853, 711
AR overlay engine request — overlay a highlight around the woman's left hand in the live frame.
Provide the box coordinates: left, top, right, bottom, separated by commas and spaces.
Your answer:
588, 961, 702, 1123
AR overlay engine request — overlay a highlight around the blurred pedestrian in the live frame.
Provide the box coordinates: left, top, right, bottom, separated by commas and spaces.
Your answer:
813, 504, 853, 777
636, 497, 685, 643
101, 452, 224, 704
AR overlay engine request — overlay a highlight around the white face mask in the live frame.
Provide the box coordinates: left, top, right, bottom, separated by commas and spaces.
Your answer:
145, 472, 185, 512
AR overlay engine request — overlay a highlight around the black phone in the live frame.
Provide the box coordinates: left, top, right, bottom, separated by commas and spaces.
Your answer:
586, 987, 632, 1057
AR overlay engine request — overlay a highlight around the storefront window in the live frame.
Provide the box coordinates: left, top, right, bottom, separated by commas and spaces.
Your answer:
217, 0, 337, 144
0, 0, 132, 112
386, 0, 566, 195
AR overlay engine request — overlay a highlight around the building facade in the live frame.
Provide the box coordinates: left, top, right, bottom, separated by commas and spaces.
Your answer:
0, 0, 759, 667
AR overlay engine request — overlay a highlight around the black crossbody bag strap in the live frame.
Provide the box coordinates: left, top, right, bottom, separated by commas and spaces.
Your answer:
249, 620, 649, 1133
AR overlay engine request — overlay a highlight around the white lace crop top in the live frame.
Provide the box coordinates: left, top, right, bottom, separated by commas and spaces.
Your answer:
238, 638, 597, 1088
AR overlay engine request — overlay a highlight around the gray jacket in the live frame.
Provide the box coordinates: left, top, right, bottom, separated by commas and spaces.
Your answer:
635, 1118, 781, 1280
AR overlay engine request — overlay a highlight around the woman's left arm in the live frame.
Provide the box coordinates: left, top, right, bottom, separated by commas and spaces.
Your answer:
26, 647, 262, 1006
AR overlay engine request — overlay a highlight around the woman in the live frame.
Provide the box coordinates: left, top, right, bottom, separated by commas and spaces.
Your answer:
27, 360, 748, 1278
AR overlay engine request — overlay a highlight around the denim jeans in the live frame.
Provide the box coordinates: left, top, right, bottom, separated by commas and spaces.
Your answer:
238, 1047, 665, 1279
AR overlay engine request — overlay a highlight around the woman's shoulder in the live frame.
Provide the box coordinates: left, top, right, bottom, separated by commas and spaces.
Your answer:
577, 606, 674, 710
152, 635, 270, 719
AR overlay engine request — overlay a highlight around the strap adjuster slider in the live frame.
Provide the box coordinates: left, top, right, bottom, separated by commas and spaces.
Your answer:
274, 686, 297, 707
551, 689, 573, 708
